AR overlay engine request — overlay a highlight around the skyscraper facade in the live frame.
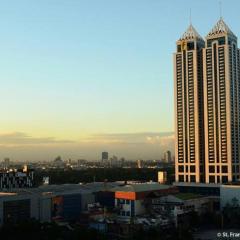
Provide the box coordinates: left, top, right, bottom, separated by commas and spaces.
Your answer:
163, 150, 172, 163
174, 19, 240, 184
174, 25, 205, 183
204, 19, 240, 183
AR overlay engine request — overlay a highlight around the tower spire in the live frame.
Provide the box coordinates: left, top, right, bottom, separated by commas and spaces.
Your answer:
219, 1, 222, 19
189, 8, 192, 25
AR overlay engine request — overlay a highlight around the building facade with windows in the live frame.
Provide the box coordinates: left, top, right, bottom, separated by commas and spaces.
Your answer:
174, 19, 240, 184
0, 168, 34, 189
203, 18, 240, 183
174, 24, 205, 183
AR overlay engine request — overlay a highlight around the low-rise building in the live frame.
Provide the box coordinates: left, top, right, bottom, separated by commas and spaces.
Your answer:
0, 167, 34, 189
151, 193, 211, 227
0, 181, 122, 226
173, 182, 220, 196
111, 183, 178, 218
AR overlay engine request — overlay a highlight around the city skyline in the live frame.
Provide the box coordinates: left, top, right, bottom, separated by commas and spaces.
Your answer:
0, 131, 174, 161
1, 0, 240, 161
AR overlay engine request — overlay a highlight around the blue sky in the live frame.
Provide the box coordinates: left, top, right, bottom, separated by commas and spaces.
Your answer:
0, 0, 239, 160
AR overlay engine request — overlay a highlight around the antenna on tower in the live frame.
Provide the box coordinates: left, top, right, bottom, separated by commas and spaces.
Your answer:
189, 8, 192, 25
219, 1, 223, 19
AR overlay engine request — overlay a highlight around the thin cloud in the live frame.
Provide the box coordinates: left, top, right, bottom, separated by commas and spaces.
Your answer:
0, 132, 75, 146
83, 132, 174, 144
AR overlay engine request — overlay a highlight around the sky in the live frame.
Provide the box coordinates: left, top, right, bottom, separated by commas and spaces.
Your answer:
0, 0, 240, 161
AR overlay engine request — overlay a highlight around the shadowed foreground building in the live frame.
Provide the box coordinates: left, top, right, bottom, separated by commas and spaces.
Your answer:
174, 18, 240, 184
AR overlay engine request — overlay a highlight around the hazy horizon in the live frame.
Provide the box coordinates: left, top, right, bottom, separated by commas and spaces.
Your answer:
0, 131, 174, 162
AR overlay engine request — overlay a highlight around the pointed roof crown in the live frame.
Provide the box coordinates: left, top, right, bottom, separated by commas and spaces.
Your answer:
207, 18, 236, 38
178, 24, 203, 41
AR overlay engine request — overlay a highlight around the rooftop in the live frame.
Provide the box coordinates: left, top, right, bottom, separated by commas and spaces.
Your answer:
0, 182, 122, 198
157, 193, 205, 204
173, 182, 221, 188
178, 24, 203, 41
174, 193, 203, 200
111, 183, 173, 193
207, 18, 236, 39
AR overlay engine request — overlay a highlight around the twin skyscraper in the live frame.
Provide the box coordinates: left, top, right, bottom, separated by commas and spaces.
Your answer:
174, 18, 240, 184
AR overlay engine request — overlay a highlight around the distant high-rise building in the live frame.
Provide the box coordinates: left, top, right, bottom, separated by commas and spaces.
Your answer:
110, 155, 118, 167
137, 159, 143, 169
163, 150, 172, 163
174, 19, 240, 184
174, 24, 205, 183
2, 158, 10, 170
120, 157, 125, 167
102, 152, 108, 162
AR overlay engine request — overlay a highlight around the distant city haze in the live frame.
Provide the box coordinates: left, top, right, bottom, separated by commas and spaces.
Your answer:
1, 0, 240, 161
0, 132, 174, 161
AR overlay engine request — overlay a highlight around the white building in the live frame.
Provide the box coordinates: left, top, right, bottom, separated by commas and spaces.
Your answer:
151, 193, 210, 227
158, 171, 167, 184
111, 183, 178, 218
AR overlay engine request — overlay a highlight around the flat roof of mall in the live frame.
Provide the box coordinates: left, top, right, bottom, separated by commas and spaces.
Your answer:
173, 182, 221, 188
111, 183, 173, 193
174, 193, 204, 200
0, 182, 122, 197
